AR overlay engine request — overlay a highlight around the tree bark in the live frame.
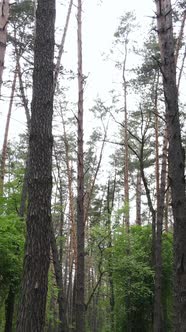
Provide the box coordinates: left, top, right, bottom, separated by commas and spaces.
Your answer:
155, 1, 186, 331
76, 0, 85, 331
16, 0, 56, 331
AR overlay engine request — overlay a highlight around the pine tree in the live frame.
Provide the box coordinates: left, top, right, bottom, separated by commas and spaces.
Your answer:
16, 0, 56, 330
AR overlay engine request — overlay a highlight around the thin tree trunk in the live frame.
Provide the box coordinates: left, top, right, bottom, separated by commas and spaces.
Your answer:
154, 72, 160, 208
123, 38, 129, 230
136, 170, 142, 226
50, 225, 68, 332
4, 286, 15, 332
16, 0, 56, 330
153, 129, 168, 332
58, 180, 64, 266
177, 44, 186, 91
155, 1, 186, 331
106, 179, 116, 332
164, 186, 170, 233
17, 59, 31, 130
0, 66, 17, 193
140, 140, 156, 266
54, 0, 73, 90
76, 0, 85, 330
19, 156, 29, 218
175, 10, 186, 66
0, 0, 9, 95
175, 9, 186, 91
65, 253, 74, 326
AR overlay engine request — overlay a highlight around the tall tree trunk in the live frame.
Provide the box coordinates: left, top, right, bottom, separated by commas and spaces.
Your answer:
4, 286, 15, 332
76, 0, 85, 331
0, 66, 17, 193
16, 0, 56, 330
123, 38, 129, 230
153, 129, 168, 332
154, 72, 160, 208
155, 1, 186, 331
16, 0, 72, 328
106, 179, 116, 332
0, 0, 9, 95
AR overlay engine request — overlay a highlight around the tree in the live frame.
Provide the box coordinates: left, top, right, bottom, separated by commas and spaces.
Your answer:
0, 0, 35, 195
0, 0, 9, 95
155, 0, 186, 330
16, 0, 56, 330
76, 0, 85, 330
113, 12, 136, 229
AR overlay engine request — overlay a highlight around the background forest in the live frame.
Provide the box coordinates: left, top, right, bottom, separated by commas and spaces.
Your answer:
0, 0, 186, 331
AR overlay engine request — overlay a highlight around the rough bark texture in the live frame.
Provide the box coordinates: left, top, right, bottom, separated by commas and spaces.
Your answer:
16, 0, 55, 331
0, 0, 9, 95
76, 0, 85, 331
155, 1, 186, 331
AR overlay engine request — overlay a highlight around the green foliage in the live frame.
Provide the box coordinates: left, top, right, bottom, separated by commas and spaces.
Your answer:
45, 268, 64, 331
8, 0, 35, 57
0, 140, 26, 216
112, 226, 154, 331
0, 138, 26, 328
110, 226, 173, 331
114, 11, 136, 43
0, 215, 24, 294
114, 202, 129, 224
